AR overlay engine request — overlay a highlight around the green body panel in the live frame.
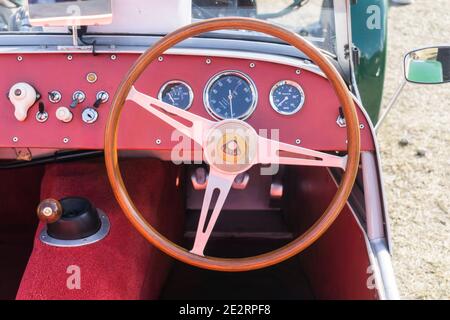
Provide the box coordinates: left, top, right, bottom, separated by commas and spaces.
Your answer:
351, 0, 389, 124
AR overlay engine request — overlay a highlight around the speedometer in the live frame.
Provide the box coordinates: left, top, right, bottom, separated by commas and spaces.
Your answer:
269, 80, 305, 115
204, 71, 257, 120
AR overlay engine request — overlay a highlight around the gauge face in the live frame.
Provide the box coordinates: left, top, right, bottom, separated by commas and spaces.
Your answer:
158, 81, 194, 110
269, 80, 305, 115
204, 71, 257, 120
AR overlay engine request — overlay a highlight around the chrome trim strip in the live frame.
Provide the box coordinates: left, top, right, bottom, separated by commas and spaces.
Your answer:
371, 238, 401, 300
361, 151, 385, 240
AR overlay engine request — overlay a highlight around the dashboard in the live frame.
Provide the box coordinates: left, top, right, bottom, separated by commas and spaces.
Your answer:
0, 51, 375, 152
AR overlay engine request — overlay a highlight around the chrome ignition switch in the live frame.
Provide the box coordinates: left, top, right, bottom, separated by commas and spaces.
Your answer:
81, 91, 108, 124
82, 107, 99, 124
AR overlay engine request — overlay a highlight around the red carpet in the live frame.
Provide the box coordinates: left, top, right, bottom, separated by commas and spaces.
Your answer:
16, 159, 184, 300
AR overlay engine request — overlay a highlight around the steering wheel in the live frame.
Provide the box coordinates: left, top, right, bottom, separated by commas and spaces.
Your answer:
104, 17, 361, 272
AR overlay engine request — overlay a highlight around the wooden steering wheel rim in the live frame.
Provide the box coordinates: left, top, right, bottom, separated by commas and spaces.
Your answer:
104, 17, 361, 272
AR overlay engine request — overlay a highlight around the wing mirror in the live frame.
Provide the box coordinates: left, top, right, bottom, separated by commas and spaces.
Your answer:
404, 46, 450, 84
375, 45, 450, 132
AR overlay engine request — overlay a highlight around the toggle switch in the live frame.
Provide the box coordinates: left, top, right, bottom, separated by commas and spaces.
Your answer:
56, 106, 73, 123
8, 82, 39, 121
36, 101, 49, 123
96, 91, 109, 104
70, 91, 86, 108
48, 91, 62, 104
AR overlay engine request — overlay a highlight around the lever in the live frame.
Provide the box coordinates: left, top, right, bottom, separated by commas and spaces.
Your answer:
36, 101, 49, 123
37, 199, 63, 224
8, 82, 39, 121
93, 97, 103, 109
70, 91, 86, 108
94, 91, 109, 108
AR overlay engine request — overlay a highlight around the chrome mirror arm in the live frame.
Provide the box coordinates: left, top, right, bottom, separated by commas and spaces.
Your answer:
374, 78, 407, 133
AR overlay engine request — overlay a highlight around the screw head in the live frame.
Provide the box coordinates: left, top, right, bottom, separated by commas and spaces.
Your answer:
158, 56, 164, 62
250, 62, 256, 68
295, 69, 301, 75
156, 139, 162, 145
206, 58, 212, 64
12, 137, 19, 143
63, 137, 70, 144
86, 72, 98, 83
67, 55, 73, 61
111, 54, 117, 61
17, 56, 23, 62
295, 139, 301, 145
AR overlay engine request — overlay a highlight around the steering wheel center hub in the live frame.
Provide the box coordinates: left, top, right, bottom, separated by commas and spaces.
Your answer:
204, 120, 258, 175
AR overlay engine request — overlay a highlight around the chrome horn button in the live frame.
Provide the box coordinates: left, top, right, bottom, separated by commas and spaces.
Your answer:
203, 120, 258, 175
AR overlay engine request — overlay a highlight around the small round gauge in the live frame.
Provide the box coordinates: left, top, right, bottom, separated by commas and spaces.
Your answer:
204, 71, 257, 120
158, 80, 194, 110
269, 80, 305, 115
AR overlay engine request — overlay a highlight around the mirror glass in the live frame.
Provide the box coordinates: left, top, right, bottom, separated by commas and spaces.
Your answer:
404, 46, 450, 84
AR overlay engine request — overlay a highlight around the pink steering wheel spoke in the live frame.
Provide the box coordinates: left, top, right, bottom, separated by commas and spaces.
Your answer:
190, 168, 237, 256
257, 136, 348, 170
127, 86, 215, 145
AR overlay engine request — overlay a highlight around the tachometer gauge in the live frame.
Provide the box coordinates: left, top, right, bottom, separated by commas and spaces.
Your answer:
204, 71, 257, 120
158, 80, 194, 110
269, 80, 305, 115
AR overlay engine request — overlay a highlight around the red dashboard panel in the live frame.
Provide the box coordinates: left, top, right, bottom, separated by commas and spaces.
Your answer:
0, 53, 375, 151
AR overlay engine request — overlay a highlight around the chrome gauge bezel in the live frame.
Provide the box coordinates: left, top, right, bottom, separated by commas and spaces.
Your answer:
269, 80, 306, 116
158, 80, 194, 111
204, 70, 258, 121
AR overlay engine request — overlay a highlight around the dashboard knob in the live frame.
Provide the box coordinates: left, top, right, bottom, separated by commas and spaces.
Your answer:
37, 199, 63, 224
56, 106, 73, 123
8, 82, 38, 121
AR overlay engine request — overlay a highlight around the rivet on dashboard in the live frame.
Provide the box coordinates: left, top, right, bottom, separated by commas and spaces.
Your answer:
67, 55, 73, 61
359, 124, 365, 129
17, 56, 23, 62
156, 139, 162, 145
63, 137, 70, 144
295, 139, 301, 145
86, 72, 98, 83
12, 137, 19, 143
205, 58, 212, 65
111, 54, 117, 61
295, 69, 301, 75
249, 62, 256, 68
158, 56, 164, 62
